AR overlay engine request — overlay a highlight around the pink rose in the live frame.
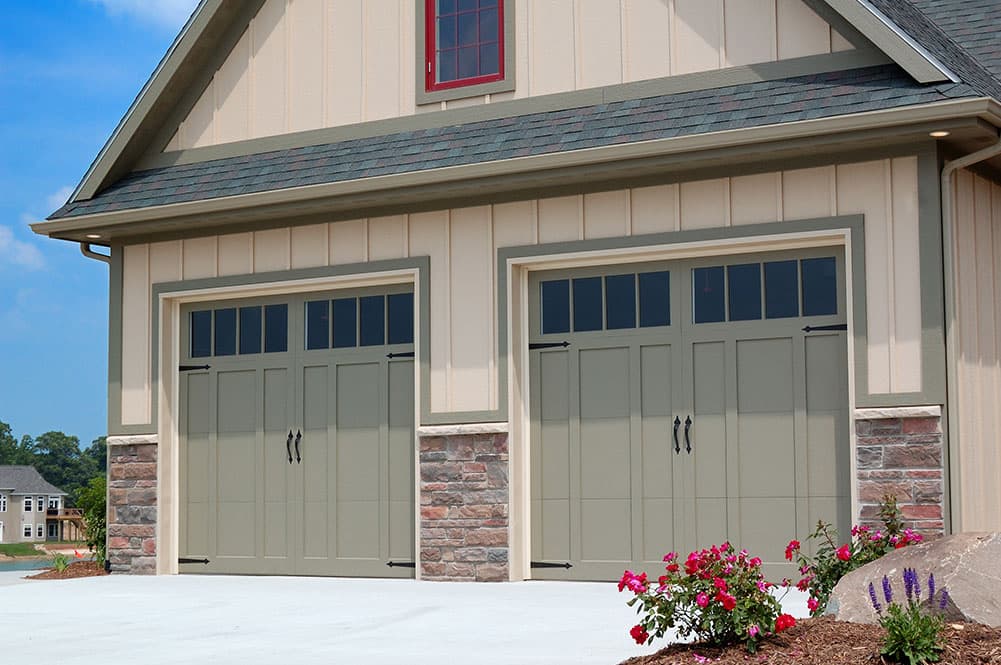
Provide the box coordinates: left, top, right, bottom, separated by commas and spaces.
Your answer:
696, 592, 709, 608
836, 544, 851, 562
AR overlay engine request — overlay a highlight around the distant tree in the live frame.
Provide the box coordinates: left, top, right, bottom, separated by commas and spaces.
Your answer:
31, 431, 99, 504
76, 475, 107, 565
84, 436, 107, 473
0, 420, 35, 465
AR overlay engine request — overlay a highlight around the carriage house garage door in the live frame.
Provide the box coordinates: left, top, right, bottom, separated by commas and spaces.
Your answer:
529, 248, 851, 581
178, 285, 415, 577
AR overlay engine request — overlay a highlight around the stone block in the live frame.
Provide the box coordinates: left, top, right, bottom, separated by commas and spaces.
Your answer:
464, 528, 507, 547
110, 462, 157, 481
454, 547, 488, 562
475, 563, 509, 582
883, 444, 941, 469
856, 446, 883, 470
487, 548, 508, 563
902, 417, 941, 435
899, 503, 942, 520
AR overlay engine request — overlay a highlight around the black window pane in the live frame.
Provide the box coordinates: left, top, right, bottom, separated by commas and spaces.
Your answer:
438, 50, 457, 83
479, 43, 499, 75
214, 308, 237, 356
693, 267, 725, 324
438, 0, 456, 14
437, 15, 456, 49
801, 257, 838, 316
573, 276, 603, 332
727, 263, 762, 322
479, 8, 498, 40
479, 0, 498, 6
388, 293, 415, 345
239, 307, 262, 355
332, 298, 357, 348
458, 12, 477, 46
541, 280, 570, 334
458, 46, 478, 78
638, 271, 670, 327
360, 295, 386, 347
765, 261, 799, 319
457, 0, 476, 11
605, 274, 636, 330
305, 300, 329, 350
191, 310, 212, 358
264, 304, 288, 353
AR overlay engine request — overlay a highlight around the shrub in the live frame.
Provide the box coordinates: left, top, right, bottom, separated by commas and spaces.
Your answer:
50, 552, 70, 572
869, 568, 948, 665
619, 542, 796, 653
76, 475, 107, 565
786, 495, 923, 616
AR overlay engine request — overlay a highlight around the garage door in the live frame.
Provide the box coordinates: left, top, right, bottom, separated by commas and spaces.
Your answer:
178, 285, 415, 577
529, 248, 850, 581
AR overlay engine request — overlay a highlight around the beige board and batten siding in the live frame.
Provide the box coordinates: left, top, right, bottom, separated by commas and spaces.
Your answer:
119, 157, 922, 425
165, 0, 851, 151
951, 169, 1001, 532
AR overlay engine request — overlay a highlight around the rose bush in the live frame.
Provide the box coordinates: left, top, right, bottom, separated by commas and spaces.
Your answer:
785, 495, 923, 616
619, 542, 796, 653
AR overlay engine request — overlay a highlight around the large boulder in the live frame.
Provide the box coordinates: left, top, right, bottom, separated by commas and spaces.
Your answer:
828, 532, 1001, 626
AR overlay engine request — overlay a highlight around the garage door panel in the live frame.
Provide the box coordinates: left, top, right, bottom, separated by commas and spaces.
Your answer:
737, 338, 794, 413
302, 365, 329, 431
389, 499, 413, 559
217, 371, 257, 432
185, 374, 210, 435
689, 497, 726, 549
579, 348, 630, 417
806, 335, 846, 410
263, 368, 290, 432
388, 361, 414, 503
539, 352, 570, 420
538, 499, 571, 561
302, 499, 329, 558
264, 501, 288, 557
337, 429, 380, 502
216, 501, 255, 556
336, 363, 381, 429
642, 419, 673, 497
738, 414, 796, 496
539, 422, 571, 499
337, 500, 380, 558
739, 498, 796, 564
580, 499, 631, 562
642, 498, 676, 561
807, 412, 840, 496
580, 418, 631, 499
185, 501, 209, 556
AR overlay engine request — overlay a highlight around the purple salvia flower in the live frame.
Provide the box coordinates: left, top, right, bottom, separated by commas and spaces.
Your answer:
928, 573, 936, 600
939, 589, 950, 611
913, 569, 921, 602
882, 575, 893, 605
869, 581, 882, 614
903, 568, 915, 602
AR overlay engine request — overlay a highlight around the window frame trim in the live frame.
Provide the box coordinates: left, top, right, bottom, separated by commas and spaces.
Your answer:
416, 0, 516, 105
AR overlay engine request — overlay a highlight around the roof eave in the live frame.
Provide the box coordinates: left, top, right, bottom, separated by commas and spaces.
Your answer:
32, 98, 1001, 243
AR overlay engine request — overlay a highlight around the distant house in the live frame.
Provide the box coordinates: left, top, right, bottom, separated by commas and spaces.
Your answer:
0, 466, 73, 544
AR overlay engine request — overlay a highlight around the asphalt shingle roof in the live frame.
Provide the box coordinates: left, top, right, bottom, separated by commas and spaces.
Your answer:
50, 64, 978, 220
906, 0, 1001, 88
0, 466, 67, 495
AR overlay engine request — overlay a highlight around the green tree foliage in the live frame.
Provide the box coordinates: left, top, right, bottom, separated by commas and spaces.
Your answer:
0, 420, 107, 506
76, 475, 107, 564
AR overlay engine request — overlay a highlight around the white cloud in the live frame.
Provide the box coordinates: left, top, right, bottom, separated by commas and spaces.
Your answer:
89, 0, 200, 31
45, 185, 75, 213
0, 226, 45, 270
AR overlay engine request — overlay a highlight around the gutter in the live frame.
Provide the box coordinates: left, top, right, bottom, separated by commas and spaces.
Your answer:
939, 132, 1001, 532
80, 243, 111, 264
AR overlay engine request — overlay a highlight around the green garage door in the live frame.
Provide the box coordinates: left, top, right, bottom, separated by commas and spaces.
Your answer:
179, 285, 415, 577
529, 249, 850, 581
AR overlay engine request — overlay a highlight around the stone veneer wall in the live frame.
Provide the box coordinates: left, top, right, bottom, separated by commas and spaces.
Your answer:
107, 443, 158, 573
419, 432, 509, 581
855, 415, 944, 534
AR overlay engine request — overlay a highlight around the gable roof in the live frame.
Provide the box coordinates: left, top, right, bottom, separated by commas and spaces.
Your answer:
32, 0, 1001, 238
0, 466, 67, 496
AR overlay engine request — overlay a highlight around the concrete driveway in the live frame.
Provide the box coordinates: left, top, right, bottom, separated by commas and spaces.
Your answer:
0, 571, 809, 664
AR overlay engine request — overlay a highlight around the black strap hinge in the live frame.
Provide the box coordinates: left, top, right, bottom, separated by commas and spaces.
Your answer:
530, 561, 573, 569
178, 557, 210, 565
179, 364, 211, 372
802, 324, 848, 333
386, 561, 416, 568
529, 341, 570, 351
386, 351, 416, 359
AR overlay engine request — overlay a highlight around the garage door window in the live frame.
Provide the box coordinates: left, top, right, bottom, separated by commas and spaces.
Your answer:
305, 293, 414, 350
540, 271, 672, 335
190, 304, 288, 357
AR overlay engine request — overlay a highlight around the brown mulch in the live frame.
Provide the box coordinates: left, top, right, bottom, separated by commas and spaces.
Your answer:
620, 617, 1001, 665
26, 561, 108, 580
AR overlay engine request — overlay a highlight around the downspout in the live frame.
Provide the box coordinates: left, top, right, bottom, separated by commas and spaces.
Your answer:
939, 132, 1001, 533
80, 242, 111, 264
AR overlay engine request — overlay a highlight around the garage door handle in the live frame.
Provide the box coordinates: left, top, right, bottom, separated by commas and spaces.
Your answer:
672, 416, 681, 454
286, 430, 294, 464
684, 416, 692, 454
294, 430, 302, 464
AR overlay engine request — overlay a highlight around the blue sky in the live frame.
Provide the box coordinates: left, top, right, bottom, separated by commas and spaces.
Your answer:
0, 0, 199, 446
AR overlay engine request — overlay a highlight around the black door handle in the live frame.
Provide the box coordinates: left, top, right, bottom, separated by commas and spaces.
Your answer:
294, 430, 302, 464
286, 430, 293, 464
684, 416, 692, 454
672, 416, 681, 454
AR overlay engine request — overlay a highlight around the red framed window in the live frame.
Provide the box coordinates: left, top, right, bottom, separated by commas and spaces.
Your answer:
425, 0, 504, 92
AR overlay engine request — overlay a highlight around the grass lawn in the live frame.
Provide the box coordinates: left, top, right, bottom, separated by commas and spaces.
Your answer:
0, 543, 43, 557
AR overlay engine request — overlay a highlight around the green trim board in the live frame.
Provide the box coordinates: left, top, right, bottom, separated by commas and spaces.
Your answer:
143, 48, 887, 172
413, 0, 517, 106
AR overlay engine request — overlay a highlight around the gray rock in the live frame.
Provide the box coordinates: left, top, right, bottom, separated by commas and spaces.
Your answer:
829, 532, 1001, 626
